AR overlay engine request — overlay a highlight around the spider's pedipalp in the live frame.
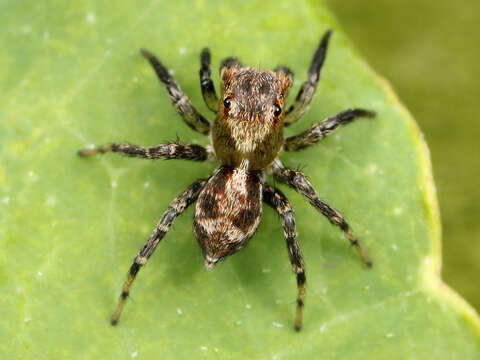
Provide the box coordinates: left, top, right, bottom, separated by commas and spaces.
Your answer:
141, 48, 210, 134
220, 57, 243, 74
284, 29, 332, 126
111, 179, 207, 325
263, 184, 306, 331
274, 66, 294, 81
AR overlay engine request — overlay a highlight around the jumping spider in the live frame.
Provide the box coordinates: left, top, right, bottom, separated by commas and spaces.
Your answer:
78, 29, 375, 331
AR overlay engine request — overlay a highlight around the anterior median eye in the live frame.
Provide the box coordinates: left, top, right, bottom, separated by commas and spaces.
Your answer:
274, 104, 282, 117
223, 97, 231, 108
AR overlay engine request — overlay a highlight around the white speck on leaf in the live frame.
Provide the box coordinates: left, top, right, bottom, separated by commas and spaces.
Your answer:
320, 323, 327, 333
200, 346, 207, 351
262, 268, 271, 273
21, 25, 32, 34
24, 317, 31, 323
144, 181, 150, 188
393, 207, 403, 215
2, 197, 9, 204
37, 271, 43, 277
392, 244, 398, 251
272, 321, 284, 328
176, 308, 183, 315
168, 69, 175, 76
235, 320, 242, 326
133, 76, 139, 83
386, 333, 395, 338
28, 171, 35, 178
214, 348, 219, 353
245, 304, 251, 309
367, 163, 377, 174
179, 47, 186, 55
45, 195, 56, 207
86, 12, 96, 24
131, 351, 138, 358
275, 299, 283, 304
111, 181, 118, 188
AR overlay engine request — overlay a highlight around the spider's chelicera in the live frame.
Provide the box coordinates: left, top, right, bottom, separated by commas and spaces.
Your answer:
78, 30, 375, 331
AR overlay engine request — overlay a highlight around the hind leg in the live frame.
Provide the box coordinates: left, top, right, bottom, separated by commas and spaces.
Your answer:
264, 184, 306, 331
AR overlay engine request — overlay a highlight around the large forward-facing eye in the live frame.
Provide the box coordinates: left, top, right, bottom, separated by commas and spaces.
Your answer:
274, 104, 282, 117
223, 97, 231, 108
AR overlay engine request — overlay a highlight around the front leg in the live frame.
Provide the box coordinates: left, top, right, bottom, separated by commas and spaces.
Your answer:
271, 161, 372, 267
78, 142, 210, 161
284, 108, 375, 151
199, 48, 219, 113
141, 48, 211, 134
111, 179, 207, 325
284, 30, 332, 126
263, 184, 306, 331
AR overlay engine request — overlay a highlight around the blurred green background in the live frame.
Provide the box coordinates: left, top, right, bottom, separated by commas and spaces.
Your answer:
326, 0, 480, 311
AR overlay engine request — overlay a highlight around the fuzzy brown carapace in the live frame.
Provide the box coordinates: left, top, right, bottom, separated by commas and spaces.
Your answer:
78, 29, 375, 331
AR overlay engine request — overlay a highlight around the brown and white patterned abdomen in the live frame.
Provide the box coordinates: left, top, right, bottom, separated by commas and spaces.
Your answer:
194, 165, 263, 269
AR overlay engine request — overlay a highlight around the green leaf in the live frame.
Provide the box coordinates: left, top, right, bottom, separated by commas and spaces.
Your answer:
1, 1, 479, 359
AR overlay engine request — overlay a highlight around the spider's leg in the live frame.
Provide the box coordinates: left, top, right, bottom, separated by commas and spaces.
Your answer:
111, 179, 207, 325
264, 184, 306, 331
271, 161, 372, 266
141, 48, 210, 134
78, 142, 212, 161
284, 108, 375, 151
284, 30, 332, 127
199, 48, 218, 113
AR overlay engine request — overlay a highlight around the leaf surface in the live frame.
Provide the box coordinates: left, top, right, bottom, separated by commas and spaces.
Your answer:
1, 1, 479, 359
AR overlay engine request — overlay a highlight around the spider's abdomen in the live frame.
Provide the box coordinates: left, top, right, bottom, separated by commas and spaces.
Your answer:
193, 165, 263, 269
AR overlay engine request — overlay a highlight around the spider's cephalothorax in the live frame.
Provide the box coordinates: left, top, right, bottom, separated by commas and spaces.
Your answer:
78, 30, 376, 331
213, 66, 292, 170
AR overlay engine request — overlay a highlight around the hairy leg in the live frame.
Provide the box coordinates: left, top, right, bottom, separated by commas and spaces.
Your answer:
199, 48, 219, 113
270, 161, 372, 266
263, 184, 306, 331
284, 30, 332, 126
78, 142, 210, 161
284, 108, 375, 151
111, 179, 207, 325
141, 48, 210, 134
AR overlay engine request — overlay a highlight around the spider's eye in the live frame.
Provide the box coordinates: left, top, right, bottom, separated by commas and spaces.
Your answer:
274, 104, 282, 117
223, 98, 231, 108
